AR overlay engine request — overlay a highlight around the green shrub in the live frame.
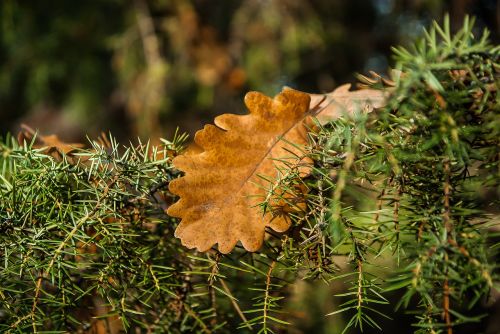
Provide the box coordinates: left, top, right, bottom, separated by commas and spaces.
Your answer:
0, 16, 498, 334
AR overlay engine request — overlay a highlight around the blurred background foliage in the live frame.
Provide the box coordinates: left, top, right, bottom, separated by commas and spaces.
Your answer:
0, 0, 498, 143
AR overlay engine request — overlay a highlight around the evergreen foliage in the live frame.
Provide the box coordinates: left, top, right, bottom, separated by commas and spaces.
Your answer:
0, 16, 498, 333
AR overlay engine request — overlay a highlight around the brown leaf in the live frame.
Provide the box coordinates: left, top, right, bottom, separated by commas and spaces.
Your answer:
167, 88, 312, 253
17, 124, 84, 159
307, 84, 388, 124
357, 70, 398, 88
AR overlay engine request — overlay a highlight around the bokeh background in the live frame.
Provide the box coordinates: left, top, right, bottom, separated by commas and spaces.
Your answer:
0, 1, 499, 333
0, 0, 498, 143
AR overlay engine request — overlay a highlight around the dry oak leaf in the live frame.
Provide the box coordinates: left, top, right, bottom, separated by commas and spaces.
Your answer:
168, 85, 388, 254
307, 84, 388, 123
168, 89, 313, 253
17, 124, 84, 159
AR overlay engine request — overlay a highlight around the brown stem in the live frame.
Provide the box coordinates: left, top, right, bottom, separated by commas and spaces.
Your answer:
208, 253, 221, 326
220, 279, 253, 330
442, 159, 453, 334
417, 220, 426, 242
373, 187, 386, 225
263, 261, 277, 331
443, 159, 452, 233
443, 277, 452, 334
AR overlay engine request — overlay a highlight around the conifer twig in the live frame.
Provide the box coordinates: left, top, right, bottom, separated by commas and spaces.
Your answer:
220, 278, 253, 330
